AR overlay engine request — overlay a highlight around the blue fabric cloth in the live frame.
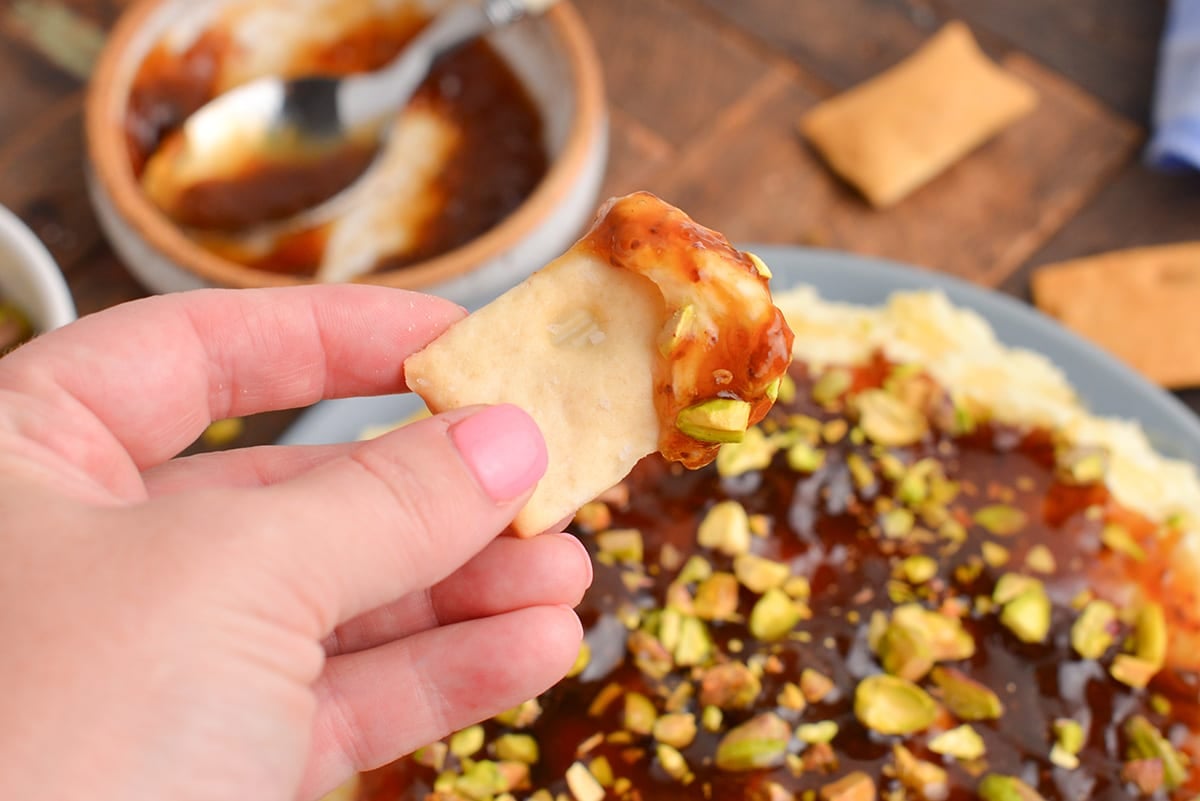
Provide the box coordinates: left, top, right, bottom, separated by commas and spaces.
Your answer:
1149, 0, 1200, 170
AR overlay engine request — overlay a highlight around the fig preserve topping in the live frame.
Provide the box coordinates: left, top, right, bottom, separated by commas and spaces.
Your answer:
355, 357, 1200, 801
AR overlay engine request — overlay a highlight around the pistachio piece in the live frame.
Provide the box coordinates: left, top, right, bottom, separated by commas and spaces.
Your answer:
456, 760, 507, 800
677, 554, 713, 585
675, 615, 713, 667
626, 629, 674, 679
880, 508, 916, 539
1124, 715, 1186, 789
494, 734, 540, 765
749, 588, 803, 641
656, 743, 692, 782
1100, 523, 1146, 561
981, 542, 1010, 568
897, 460, 937, 507
1024, 545, 1056, 574
573, 501, 612, 532
812, 368, 853, 406
565, 762, 606, 801
734, 553, 791, 594
928, 725, 985, 760
497, 761, 532, 793
624, 691, 658, 735
1053, 719, 1085, 757
587, 756, 613, 787
653, 713, 698, 749
697, 500, 753, 557
747, 252, 773, 279
449, 725, 485, 759
717, 427, 777, 477
1111, 654, 1159, 690
892, 744, 949, 801
595, 528, 644, 565
877, 619, 935, 682
777, 682, 807, 712
659, 304, 698, 357
846, 453, 876, 490
796, 721, 839, 744
566, 640, 591, 679
930, 667, 1003, 721
973, 505, 1027, 536
1133, 602, 1167, 670
757, 782, 797, 801
777, 375, 798, 405
677, 398, 753, 444
977, 774, 1048, 801
854, 675, 938, 735
700, 661, 762, 709
784, 575, 812, 600
994, 575, 1051, 644
899, 554, 938, 584
494, 698, 542, 728
892, 604, 975, 661
714, 712, 791, 772
414, 741, 449, 771
855, 389, 928, 447
702, 704, 724, 732
801, 668, 836, 703
694, 572, 740, 621
1122, 759, 1165, 795
819, 771, 876, 801
1057, 446, 1108, 485
1048, 744, 1079, 771
1070, 600, 1117, 660
787, 441, 826, 473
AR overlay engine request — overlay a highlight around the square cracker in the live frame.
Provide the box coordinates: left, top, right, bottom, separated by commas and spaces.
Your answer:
1032, 243, 1200, 389
404, 251, 668, 536
799, 21, 1037, 208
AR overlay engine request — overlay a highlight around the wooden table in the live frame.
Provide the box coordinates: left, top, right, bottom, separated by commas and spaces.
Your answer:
2, 0, 1199, 450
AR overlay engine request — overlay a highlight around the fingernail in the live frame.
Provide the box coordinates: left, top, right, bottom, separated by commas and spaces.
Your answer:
450, 405, 547, 503
552, 531, 594, 587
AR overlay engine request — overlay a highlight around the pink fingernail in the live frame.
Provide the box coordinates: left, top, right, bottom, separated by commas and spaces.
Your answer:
450, 405, 547, 503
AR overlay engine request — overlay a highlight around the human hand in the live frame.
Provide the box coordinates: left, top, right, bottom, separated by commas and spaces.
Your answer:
0, 286, 591, 800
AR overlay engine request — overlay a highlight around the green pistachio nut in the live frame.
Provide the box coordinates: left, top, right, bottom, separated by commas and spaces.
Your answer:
714, 713, 790, 772
930, 666, 1003, 721
677, 398, 753, 444
749, 588, 803, 641
854, 674, 938, 735
1070, 599, 1117, 659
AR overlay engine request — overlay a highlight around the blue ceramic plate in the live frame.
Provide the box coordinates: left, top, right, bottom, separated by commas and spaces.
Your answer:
279, 246, 1200, 468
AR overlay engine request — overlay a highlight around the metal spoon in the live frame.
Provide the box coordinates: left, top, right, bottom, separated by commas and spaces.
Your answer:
140, 0, 559, 232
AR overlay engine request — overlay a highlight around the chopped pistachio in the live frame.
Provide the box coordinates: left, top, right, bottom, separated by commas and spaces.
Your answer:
1133, 602, 1167, 670
892, 604, 975, 661
714, 712, 791, 772
981, 541, 1010, 568
1053, 719, 1085, 757
414, 741, 449, 771
449, 725, 485, 759
899, 554, 938, 584
977, 774, 1048, 801
674, 615, 713, 667
1124, 715, 1187, 790
1122, 758, 1165, 795
897, 460, 937, 507
660, 304, 698, 356
653, 713, 698, 749
700, 662, 762, 709
1057, 447, 1107, 485
784, 575, 813, 600
677, 398, 753, 444
788, 441, 827, 473
854, 675, 938, 735
566, 640, 591, 679
822, 419, 850, 444
735, 553, 791, 593
812, 368, 852, 406
800, 668, 836, 703
1100, 523, 1146, 561
663, 680, 694, 713
760, 781, 797, 801
750, 513, 772, 537
702, 704, 724, 732
1024, 544, 1056, 574
494, 734, 540, 765
596, 528, 644, 565
717, 426, 777, 478
565, 762, 606, 801
587, 756, 613, 787
846, 453, 876, 490
574, 501, 612, 532
854, 389, 928, 447
880, 508, 916, 539
657, 743, 692, 782
818, 771, 876, 801
627, 629, 674, 679
698, 501, 753, 557
892, 744, 949, 801
993, 573, 1040, 604
928, 725, 985, 760
877, 618, 935, 682
456, 760, 507, 799
930, 667, 1003, 721
747, 251, 773, 279
497, 761, 532, 793
973, 505, 1027, 536
999, 586, 1051, 644
777, 682, 808, 712
1110, 654, 1159, 689
495, 698, 542, 728
796, 721, 839, 744
678, 554, 713, 585
750, 588, 803, 641
776, 375, 797, 405
1150, 694, 1172, 716
657, 608, 683, 652
1048, 744, 1079, 770
624, 691, 658, 735
803, 742, 839, 774
694, 572, 741, 621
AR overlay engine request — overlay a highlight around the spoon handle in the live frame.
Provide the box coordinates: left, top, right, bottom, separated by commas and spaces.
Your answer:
338, 0, 559, 133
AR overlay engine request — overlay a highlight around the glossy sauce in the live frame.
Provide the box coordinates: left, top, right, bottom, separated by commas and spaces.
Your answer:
125, 12, 547, 275
360, 359, 1199, 801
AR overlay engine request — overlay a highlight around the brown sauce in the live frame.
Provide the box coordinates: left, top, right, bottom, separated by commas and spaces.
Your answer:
359, 358, 1200, 801
125, 12, 547, 275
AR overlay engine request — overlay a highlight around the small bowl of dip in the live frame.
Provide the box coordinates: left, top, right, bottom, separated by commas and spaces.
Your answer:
0, 205, 77, 348
86, 0, 608, 303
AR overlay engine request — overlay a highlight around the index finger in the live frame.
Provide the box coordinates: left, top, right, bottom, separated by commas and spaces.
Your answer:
0, 285, 463, 469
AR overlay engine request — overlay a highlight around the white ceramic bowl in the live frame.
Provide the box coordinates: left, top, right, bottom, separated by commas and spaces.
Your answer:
86, 0, 609, 306
0, 205, 77, 333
